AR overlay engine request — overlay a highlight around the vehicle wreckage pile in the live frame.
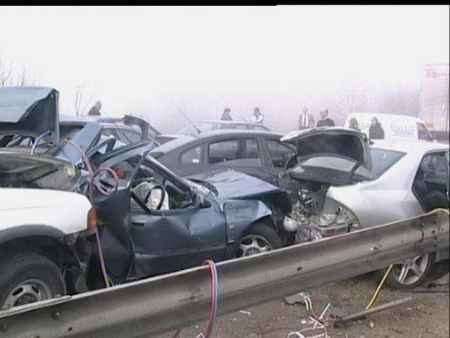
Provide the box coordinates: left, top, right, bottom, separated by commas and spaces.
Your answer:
0, 86, 448, 314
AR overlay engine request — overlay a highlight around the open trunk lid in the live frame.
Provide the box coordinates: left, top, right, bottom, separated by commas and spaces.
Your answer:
281, 127, 373, 185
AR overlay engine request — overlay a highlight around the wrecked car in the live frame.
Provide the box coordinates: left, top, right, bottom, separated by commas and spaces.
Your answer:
150, 129, 296, 187
282, 127, 449, 288
85, 151, 295, 289
0, 87, 158, 159
0, 151, 93, 310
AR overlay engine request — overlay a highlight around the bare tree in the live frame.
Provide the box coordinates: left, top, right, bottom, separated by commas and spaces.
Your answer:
0, 56, 38, 87
0, 58, 13, 87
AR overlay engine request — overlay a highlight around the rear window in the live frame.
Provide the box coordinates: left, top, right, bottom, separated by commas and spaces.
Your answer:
370, 147, 405, 179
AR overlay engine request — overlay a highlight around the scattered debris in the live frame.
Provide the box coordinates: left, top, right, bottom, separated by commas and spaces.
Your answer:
333, 297, 414, 328
287, 294, 332, 338
284, 292, 312, 306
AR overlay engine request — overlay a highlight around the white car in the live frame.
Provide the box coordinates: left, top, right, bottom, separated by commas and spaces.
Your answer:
283, 128, 449, 288
0, 151, 92, 310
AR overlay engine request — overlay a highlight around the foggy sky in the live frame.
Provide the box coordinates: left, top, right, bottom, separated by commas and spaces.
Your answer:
0, 6, 448, 132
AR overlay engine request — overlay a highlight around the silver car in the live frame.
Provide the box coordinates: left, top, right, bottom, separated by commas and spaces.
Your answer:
282, 128, 449, 288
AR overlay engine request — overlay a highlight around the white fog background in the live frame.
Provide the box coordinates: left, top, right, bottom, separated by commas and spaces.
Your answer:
0, 6, 448, 133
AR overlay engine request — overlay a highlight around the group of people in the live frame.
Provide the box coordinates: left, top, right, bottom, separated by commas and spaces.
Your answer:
297, 107, 335, 129
300, 107, 385, 139
348, 116, 385, 139
220, 107, 265, 125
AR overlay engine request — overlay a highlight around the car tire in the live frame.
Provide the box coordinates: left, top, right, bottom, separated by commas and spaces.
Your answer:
237, 223, 282, 257
425, 259, 449, 283
384, 253, 435, 289
0, 253, 66, 310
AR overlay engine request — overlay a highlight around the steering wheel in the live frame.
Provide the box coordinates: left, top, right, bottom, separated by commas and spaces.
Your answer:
92, 168, 119, 195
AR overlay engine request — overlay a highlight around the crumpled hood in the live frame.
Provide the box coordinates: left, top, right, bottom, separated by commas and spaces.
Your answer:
191, 169, 282, 200
0, 86, 59, 142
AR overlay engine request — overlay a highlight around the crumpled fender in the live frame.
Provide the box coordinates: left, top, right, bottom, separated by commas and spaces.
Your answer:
222, 199, 272, 244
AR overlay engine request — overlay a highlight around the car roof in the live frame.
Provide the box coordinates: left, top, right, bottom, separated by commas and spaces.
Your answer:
152, 129, 283, 153
199, 129, 282, 138
151, 135, 196, 153
59, 115, 138, 131
199, 119, 264, 126
371, 139, 449, 154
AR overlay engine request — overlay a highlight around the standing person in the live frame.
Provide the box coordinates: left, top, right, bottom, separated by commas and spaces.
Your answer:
220, 107, 232, 121
298, 107, 315, 130
348, 117, 360, 131
87, 100, 102, 116
368, 117, 385, 139
316, 109, 335, 127
252, 107, 264, 125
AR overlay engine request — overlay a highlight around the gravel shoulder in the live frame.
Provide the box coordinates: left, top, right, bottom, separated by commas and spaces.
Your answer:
159, 272, 449, 338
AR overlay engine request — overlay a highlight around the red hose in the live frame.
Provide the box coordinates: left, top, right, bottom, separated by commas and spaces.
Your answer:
172, 260, 219, 338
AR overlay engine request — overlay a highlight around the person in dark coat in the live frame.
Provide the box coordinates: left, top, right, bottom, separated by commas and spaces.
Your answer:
316, 109, 335, 127
252, 107, 264, 125
221, 107, 232, 121
368, 117, 385, 139
348, 117, 360, 131
87, 101, 102, 116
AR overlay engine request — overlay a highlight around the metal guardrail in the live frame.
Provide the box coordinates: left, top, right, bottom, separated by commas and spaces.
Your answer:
0, 209, 448, 338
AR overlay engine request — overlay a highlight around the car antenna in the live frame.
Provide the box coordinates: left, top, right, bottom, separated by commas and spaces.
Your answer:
178, 107, 201, 135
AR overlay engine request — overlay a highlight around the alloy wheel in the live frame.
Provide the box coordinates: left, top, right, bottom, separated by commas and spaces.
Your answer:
238, 234, 273, 257
392, 254, 430, 286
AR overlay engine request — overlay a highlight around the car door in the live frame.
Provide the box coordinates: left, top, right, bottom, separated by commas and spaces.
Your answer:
206, 137, 275, 183
128, 156, 227, 278
412, 150, 449, 212
87, 147, 149, 284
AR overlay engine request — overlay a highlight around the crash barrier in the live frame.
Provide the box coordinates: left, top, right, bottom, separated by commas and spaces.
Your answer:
0, 209, 448, 338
